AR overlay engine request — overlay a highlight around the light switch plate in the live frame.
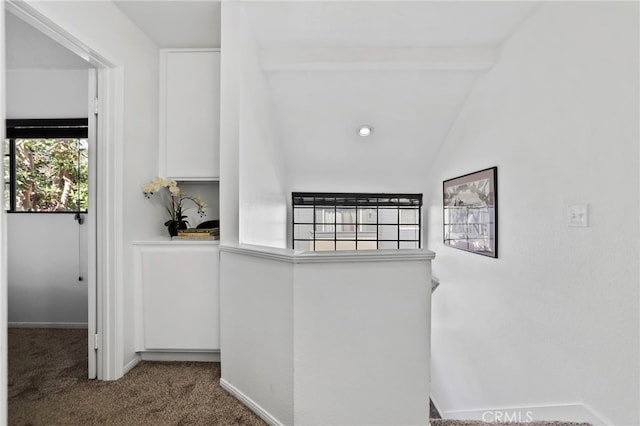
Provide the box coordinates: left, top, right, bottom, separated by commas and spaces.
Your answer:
568, 205, 588, 227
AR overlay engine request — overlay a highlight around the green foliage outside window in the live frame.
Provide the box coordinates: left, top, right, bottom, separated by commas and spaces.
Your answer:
7, 138, 88, 212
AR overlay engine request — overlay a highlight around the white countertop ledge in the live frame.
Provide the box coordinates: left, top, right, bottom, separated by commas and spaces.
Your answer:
219, 243, 435, 264
133, 237, 220, 245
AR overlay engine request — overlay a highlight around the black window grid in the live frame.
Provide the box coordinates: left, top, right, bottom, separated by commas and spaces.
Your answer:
4, 118, 89, 213
292, 192, 422, 251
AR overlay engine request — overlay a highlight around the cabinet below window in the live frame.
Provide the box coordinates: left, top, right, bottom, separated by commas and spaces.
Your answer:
133, 240, 220, 353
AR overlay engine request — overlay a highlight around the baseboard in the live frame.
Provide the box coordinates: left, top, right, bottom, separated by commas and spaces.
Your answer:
8, 322, 88, 329
123, 355, 141, 375
443, 402, 610, 426
139, 351, 220, 362
430, 395, 443, 419
220, 378, 284, 426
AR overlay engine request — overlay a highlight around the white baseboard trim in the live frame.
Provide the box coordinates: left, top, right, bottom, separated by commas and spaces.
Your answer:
443, 402, 610, 426
220, 378, 284, 426
139, 351, 220, 362
430, 395, 443, 419
8, 322, 88, 329
123, 356, 141, 375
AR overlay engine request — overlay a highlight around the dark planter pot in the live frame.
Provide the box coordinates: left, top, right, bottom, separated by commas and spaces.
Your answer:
167, 222, 179, 237
167, 221, 188, 237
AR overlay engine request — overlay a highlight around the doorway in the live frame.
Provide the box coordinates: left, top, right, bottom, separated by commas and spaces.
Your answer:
4, 8, 97, 378
2, 0, 124, 382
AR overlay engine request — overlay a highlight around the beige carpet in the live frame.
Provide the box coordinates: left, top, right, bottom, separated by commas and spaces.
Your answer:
8, 328, 265, 425
9, 328, 591, 426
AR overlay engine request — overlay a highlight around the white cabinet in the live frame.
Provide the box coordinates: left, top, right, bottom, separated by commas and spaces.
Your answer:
159, 49, 220, 180
134, 241, 220, 352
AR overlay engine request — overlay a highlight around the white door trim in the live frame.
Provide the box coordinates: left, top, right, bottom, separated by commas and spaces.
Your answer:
1, 4, 7, 424
5, 0, 126, 381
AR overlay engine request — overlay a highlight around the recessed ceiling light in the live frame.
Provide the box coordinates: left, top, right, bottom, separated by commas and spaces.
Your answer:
358, 125, 373, 137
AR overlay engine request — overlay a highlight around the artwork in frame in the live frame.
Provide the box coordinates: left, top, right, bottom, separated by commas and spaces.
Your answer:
443, 167, 498, 258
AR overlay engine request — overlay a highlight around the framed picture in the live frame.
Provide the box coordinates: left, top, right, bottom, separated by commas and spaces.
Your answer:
443, 167, 498, 258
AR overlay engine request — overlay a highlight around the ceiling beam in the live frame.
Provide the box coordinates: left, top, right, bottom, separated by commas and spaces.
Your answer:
260, 47, 499, 72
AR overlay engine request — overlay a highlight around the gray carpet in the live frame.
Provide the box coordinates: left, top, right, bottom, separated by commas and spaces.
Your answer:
8, 328, 265, 425
9, 328, 591, 426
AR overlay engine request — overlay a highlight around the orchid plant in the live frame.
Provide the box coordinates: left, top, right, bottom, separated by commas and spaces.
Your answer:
142, 177, 206, 233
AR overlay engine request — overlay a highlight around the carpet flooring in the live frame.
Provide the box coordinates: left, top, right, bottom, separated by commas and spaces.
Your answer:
8, 328, 265, 425
9, 328, 591, 426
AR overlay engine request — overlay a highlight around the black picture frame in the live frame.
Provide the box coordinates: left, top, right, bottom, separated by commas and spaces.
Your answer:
443, 167, 498, 258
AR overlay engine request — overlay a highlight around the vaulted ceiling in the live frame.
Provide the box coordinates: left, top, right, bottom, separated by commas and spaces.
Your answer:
6, 1, 540, 183
240, 1, 539, 183
109, 0, 539, 183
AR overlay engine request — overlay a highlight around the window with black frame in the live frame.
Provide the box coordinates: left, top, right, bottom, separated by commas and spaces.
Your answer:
4, 118, 88, 213
292, 192, 422, 251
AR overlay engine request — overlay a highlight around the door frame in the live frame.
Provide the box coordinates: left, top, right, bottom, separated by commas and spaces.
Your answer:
5, 0, 125, 381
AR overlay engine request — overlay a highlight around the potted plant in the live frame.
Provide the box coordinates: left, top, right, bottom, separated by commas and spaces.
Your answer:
142, 177, 206, 237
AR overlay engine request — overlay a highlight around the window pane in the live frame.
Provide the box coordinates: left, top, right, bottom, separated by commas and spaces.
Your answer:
399, 208, 419, 225
294, 240, 313, 251
378, 208, 398, 224
358, 224, 376, 233
4, 183, 10, 211
336, 231, 356, 240
399, 226, 419, 241
315, 223, 335, 234
314, 240, 335, 251
356, 240, 377, 250
336, 240, 356, 251
399, 241, 419, 249
294, 224, 314, 240
336, 208, 356, 224
14, 138, 88, 212
4, 156, 9, 181
4, 139, 9, 155
294, 207, 314, 223
358, 208, 377, 224
378, 225, 398, 240
379, 241, 398, 249
316, 207, 334, 225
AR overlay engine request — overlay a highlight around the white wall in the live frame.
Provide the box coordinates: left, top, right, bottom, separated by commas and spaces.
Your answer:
22, 0, 161, 375
426, 3, 639, 425
220, 250, 294, 425
238, 13, 288, 249
6, 69, 88, 118
6, 68, 89, 326
219, 1, 241, 245
8, 214, 88, 325
177, 181, 219, 230
293, 258, 431, 426
220, 247, 432, 426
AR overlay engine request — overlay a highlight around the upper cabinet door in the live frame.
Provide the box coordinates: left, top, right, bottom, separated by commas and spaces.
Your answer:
160, 49, 220, 180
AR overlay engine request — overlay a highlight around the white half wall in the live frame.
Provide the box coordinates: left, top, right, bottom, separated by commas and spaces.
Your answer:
220, 249, 294, 425
426, 3, 639, 425
220, 245, 433, 426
